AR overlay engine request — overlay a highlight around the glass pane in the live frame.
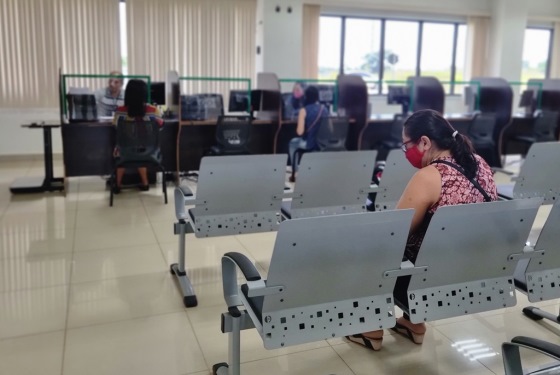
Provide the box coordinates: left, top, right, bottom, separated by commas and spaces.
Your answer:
521, 28, 552, 81
344, 18, 381, 94
421, 23, 454, 94
383, 21, 419, 93
319, 17, 342, 79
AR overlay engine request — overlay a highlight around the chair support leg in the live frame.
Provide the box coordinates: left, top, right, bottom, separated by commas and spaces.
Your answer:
170, 220, 197, 307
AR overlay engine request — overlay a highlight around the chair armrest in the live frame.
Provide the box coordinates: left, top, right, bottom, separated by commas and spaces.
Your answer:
512, 336, 560, 359
502, 336, 560, 374
174, 185, 200, 220
224, 252, 261, 281
221, 252, 263, 309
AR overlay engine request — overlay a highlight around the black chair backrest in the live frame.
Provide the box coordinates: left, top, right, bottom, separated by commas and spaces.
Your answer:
533, 110, 559, 141
468, 112, 497, 144
388, 114, 406, 143
315, 116, 349, 151
215, 115, 251, 152
116, 118, 161, 161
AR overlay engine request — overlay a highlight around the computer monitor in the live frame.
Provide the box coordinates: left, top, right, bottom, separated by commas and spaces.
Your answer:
180, 94, 224, 121
228, 90, 250, 113
251, 90, 279, 112
519, 89, 535, 110
314, 84, 336, 108
464, 86, 477, 113
150, 82, 165, 105
387, 86, 410, 114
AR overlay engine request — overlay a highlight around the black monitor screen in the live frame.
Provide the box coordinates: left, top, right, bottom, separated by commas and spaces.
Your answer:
251, 90, 279, 111
519, 89, 535, 108
180, 94, 224, 120
387, 86, 409, 105
150, 82, 165, 105
314, 84, 335, 105
228, 90, 250, 113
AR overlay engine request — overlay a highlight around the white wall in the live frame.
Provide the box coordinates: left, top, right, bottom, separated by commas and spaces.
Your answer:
256, 0, 303, 79
0, 109, 61, 157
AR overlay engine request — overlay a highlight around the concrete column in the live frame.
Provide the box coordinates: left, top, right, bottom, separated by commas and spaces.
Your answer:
256, 0, 303, 79
488, 0, 528, 80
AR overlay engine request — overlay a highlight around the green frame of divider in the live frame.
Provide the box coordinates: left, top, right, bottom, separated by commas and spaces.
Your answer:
509, 81, 544, 110
279, 78, 338, 112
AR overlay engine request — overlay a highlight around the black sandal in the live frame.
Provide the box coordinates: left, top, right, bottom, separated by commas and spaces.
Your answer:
390, 321, 425, 344
346, 333, 383, 351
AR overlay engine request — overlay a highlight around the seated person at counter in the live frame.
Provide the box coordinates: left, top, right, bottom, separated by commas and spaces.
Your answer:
347, 109, 498, 351
95, 71, 125, 116
288, 86, 328, 182
112, 79, 163, 194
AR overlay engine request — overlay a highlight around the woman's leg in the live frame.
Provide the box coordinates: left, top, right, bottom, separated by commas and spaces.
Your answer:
116, 168, 125, 187
288, 138, 307, 173
137, 167, 149, 188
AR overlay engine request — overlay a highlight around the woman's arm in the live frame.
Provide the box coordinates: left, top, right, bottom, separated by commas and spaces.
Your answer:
296, 108, 307, 136
396, 166, 442, 232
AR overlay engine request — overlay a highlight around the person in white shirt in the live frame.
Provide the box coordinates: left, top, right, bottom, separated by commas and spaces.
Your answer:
95, 71, 124, 116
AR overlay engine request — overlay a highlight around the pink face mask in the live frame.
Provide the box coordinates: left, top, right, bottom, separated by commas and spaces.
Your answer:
404, 144, 425, 169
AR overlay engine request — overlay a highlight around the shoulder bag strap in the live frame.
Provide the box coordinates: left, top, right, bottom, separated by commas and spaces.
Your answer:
305, 105, 324, 134
430, 159, 492, 202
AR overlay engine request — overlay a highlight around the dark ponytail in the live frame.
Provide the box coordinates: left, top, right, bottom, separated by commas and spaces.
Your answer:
403, 109, 479, 179
124, 79, 147, 118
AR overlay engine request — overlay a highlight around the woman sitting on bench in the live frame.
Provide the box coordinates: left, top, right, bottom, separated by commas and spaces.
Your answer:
348, 109, 498, 351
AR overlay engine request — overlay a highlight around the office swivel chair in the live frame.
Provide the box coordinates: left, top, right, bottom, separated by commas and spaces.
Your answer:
502, 337, 560, 375
375, 113, 407, 161
507, 110, 560, 155
207, 115, 252, 156
468, 112, 500, 168
110, 118, 168, 207
291, 117, 349, 182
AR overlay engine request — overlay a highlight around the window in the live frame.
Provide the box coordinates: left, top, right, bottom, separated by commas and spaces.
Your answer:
318, 17, 342, 79
521, 28, 552, 81
421, 23, 454, 91
120, 2, 128, 74
344, 19, 382, 93
318, 16, 467, 95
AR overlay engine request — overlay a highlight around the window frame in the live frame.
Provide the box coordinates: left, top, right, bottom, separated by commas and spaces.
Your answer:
320, 14, 466, 95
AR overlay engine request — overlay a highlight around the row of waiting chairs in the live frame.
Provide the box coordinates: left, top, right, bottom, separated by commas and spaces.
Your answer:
214, 198, 560, 374
171, 142, 560, 307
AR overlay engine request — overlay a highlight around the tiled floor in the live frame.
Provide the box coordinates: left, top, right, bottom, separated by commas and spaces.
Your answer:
0, 157, 559, 375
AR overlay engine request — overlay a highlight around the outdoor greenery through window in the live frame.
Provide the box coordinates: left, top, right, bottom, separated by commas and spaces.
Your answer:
521, 28, 552, 81
319, 16, 467, 95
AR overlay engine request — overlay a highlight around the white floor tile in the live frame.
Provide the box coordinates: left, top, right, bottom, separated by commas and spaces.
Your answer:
0, 285, 68, 339
0, 227, 74, 260
0, 253, 72, 292
71, 244, 167, 284
67, 271, 185, 329
74, 222, 158, 252
63, 312, 208, 375
0, 330, 64, 375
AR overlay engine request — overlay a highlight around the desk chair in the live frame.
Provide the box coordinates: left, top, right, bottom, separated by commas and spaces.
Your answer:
215, 209, 413, 375
468, 112, 499, 168
503, 337, 560, 375
397, 199, 541, 324
207, 115, 252, 156
506, 110, 560, 156
291, 117, 349, 182
376, 113, 407, 161
110, 119, 167, 207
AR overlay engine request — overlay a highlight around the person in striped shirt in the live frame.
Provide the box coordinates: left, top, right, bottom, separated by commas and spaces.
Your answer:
95, 71, 125, 116
112, 79, 163, 193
